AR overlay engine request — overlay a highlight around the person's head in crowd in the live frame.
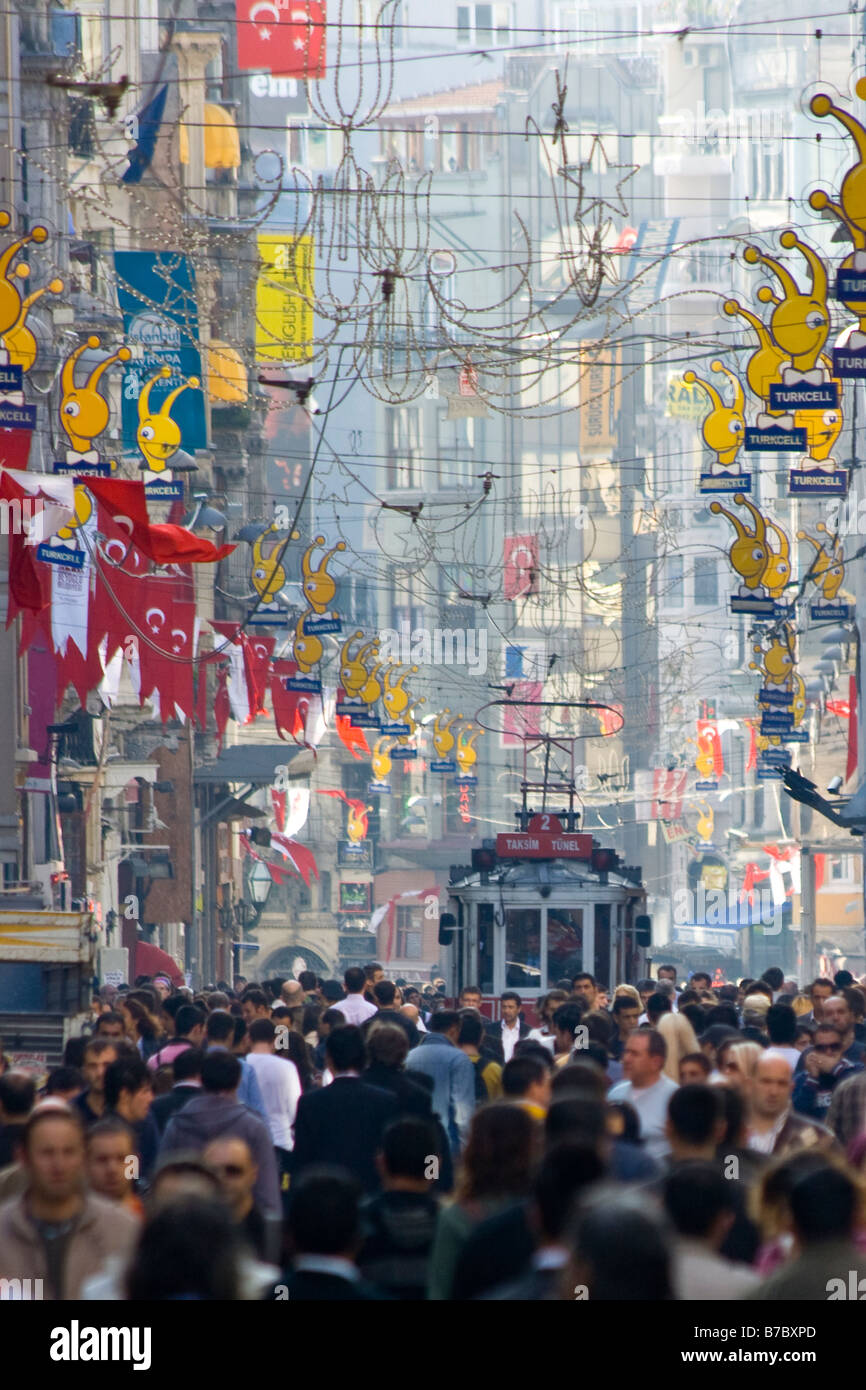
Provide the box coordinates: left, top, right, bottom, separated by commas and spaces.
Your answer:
656, 965, 678, 990
690, 972, 712, 991
530, 1141, 606, 1251
809, 977, 835, 1023
126, 1196, 244, 1300
94, 1011, 126, 1040
760, 967, 785, 995
320, 979, 345, 1005
240, 989, 269, 1025
206, 991, 230, 1012
172, 1046, 203, 1085
806, 1024, 846, 1075
679, 1003, 708, 1036
20, 1107, 86, 1211
754, 1150, 836, 1243
151, 975, 173, 1002
148, 1156, 222, 1210
343, 967, 367, 997
121, 995, 162, 1044
841, 986, 866, 1027
582, 1010, 615, 1051
742, 993, 771, 1031
401, 1004, 422, 1028
502, 1055, 552, 1111
280, 979, 304, 1009
834, 969, 855, 991
287, 1168, 362, 1262
718, 1039, 763, 1101
794, 1020, 816, 1052
567, 1188, 674, 1300
0, 1069, 35, 1125
663, 1161, 739, 1249
325, 1022, 366, 1076
366, 1023, 409, 1072
298, 970, 318, 996
822, 993, 856, 1049
85, 1116, 138, 1205
613, 983, 641, 1005
552, 1060, 608, 1100
606, 1099, 641, 1146
653, 980, 675, 1001
571, 973, 598, 1010
698, 1024, 740, 1069
44, 1066, 84, 1102
457, 1011, 485, 1054
62, 1036, 87, 1071
717, 984, 739, 1005
679, 1052, 711, 1086
104, 1055, 154, 1124
657, 1012, 698, 1082
752, 1051, 794, 1123
173, 1004, 207, 1044
677, 989, 700, 1008
428, 1009, 462, 1042
318, 1007, 347, 1043
551, 1001, 585, 1058
203, 1135, 258, 1223
621, 1028, 667, 1088
377, 1117, 440, 1193
636, 979, 656, 1010
201, 1049, 242, 1095
766, 1003, 798, 1049
545, 1092, 608, 1151
714, 1082, 747, 1153
646, 992, 672, 1027
373, 980, 398, 1010
791, 1166, 860, 1247
748, 981, 774, 1004
458, 985, 483, 1011
500, 991, 522, 1027
365, 963, 385, 989
611, 994, 641, 1042
81, 1038, 120, 1104
456, 1102, 536, 1204
537, 989, 570, 1027
205, 1008, 236, 1049
666, 1084, 724, 1160
704, 1002, 740, 1031
248, 1018, 279, 1053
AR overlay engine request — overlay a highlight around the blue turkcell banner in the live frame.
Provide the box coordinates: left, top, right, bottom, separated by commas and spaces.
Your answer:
113, 251, 207, 457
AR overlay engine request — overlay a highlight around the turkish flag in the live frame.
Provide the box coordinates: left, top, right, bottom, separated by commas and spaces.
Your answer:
85, 478, 235, 566
271, 657, 305, 741
504, 534, 538, 600
136, 574, 197, 722
236, 0, 326, 78
335, 714, 370, 760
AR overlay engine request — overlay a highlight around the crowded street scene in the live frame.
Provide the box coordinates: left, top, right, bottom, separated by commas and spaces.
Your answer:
1, 0, 866, 1346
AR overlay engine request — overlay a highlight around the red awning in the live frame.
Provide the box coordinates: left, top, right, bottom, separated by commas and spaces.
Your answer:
134, 941, 185, 986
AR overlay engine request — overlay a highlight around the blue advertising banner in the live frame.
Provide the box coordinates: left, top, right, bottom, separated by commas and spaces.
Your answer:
113, 251, 207, 458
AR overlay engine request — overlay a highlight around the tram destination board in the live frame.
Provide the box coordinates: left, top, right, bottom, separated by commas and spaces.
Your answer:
496, 816, 593, 860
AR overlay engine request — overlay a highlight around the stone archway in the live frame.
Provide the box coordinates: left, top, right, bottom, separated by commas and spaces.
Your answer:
261, 945, 331, 980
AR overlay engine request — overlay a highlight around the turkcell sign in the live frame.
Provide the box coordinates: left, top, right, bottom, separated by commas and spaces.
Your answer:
430, 759, 456, 773
811, 603, 851, 622
284, 675, 322, 693
744, 425, 806, 452
731, 594, 775, 617
789, 469, 847, 496
759, 688, 793, 708
769, 381, 838, 410
835, 270, 866, 306
303, 615, 341, 635
145, 481, 184, 500
335, 703, 379, 727
786, 729, 809, 743
757, 764, 784, 780
247, 608, 290, 626
761, 711, 794, 734
0, 401, 36, 429
699, 472, 751, 494
53, 460, 112, 476
759, 748, 791, 767
833, 346, 866, 378
496, 831, 593, 860
0, 364, 23, 390
36, 543, 85, 569
390, 747, 417, 760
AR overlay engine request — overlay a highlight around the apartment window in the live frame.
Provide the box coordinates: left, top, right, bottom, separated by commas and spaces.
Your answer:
287, 122, 345, 171
386, 406, 422, 488
665, 554, 684, 608
320, 870, 331, 912
456, 3, 512, 45
831, 856, 855, 883
395, 906, 423, 958
693, 555, 718, 607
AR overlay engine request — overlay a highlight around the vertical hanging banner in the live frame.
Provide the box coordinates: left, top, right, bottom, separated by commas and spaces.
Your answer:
113, 251, 207, 461
236, 1, 327, 78
255, 234, 315, 364
503, 535, 539, 600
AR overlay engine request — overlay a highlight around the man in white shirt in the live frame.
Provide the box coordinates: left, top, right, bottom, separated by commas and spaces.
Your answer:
484, 992, 529, 1064
245, 1017, 302, 1207
608, 1029, 679, 1161
333, 966, 378, 1026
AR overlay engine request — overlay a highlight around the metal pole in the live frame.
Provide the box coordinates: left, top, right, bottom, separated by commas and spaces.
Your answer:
801, 845, 816, 981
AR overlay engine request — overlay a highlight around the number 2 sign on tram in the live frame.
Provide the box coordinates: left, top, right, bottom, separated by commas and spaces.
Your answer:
496, 814, 592, 860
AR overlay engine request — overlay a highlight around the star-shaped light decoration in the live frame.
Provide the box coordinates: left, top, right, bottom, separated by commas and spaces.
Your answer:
561, 134, 639, 225
259, 26, 271, 39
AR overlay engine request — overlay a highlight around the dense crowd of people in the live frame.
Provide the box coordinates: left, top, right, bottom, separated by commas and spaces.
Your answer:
2, 960, 866, 1300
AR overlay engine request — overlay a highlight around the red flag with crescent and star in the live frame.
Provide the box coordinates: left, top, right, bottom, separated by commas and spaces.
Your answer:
236, 0, 326, 78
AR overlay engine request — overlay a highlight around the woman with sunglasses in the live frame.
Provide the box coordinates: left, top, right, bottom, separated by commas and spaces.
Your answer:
791, 1023, 864, 1124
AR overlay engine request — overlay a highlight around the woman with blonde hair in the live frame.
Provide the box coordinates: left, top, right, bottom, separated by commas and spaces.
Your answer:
657, 1011, 699, 1082
717, 1038, 763, 1105
613, 984, 641, 1006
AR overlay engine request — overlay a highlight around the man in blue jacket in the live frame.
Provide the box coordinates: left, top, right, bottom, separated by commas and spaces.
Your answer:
405, 1010, 476, 1155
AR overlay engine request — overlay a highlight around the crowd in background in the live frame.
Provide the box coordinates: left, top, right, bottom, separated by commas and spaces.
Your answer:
2, 961, 866, 1299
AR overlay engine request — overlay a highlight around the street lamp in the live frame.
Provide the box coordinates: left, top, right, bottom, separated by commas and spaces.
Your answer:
247, 858, 273, 925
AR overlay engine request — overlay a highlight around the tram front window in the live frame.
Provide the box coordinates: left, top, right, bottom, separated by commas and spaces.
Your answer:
546, 907, 583, 987
505, 908, 541, 988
